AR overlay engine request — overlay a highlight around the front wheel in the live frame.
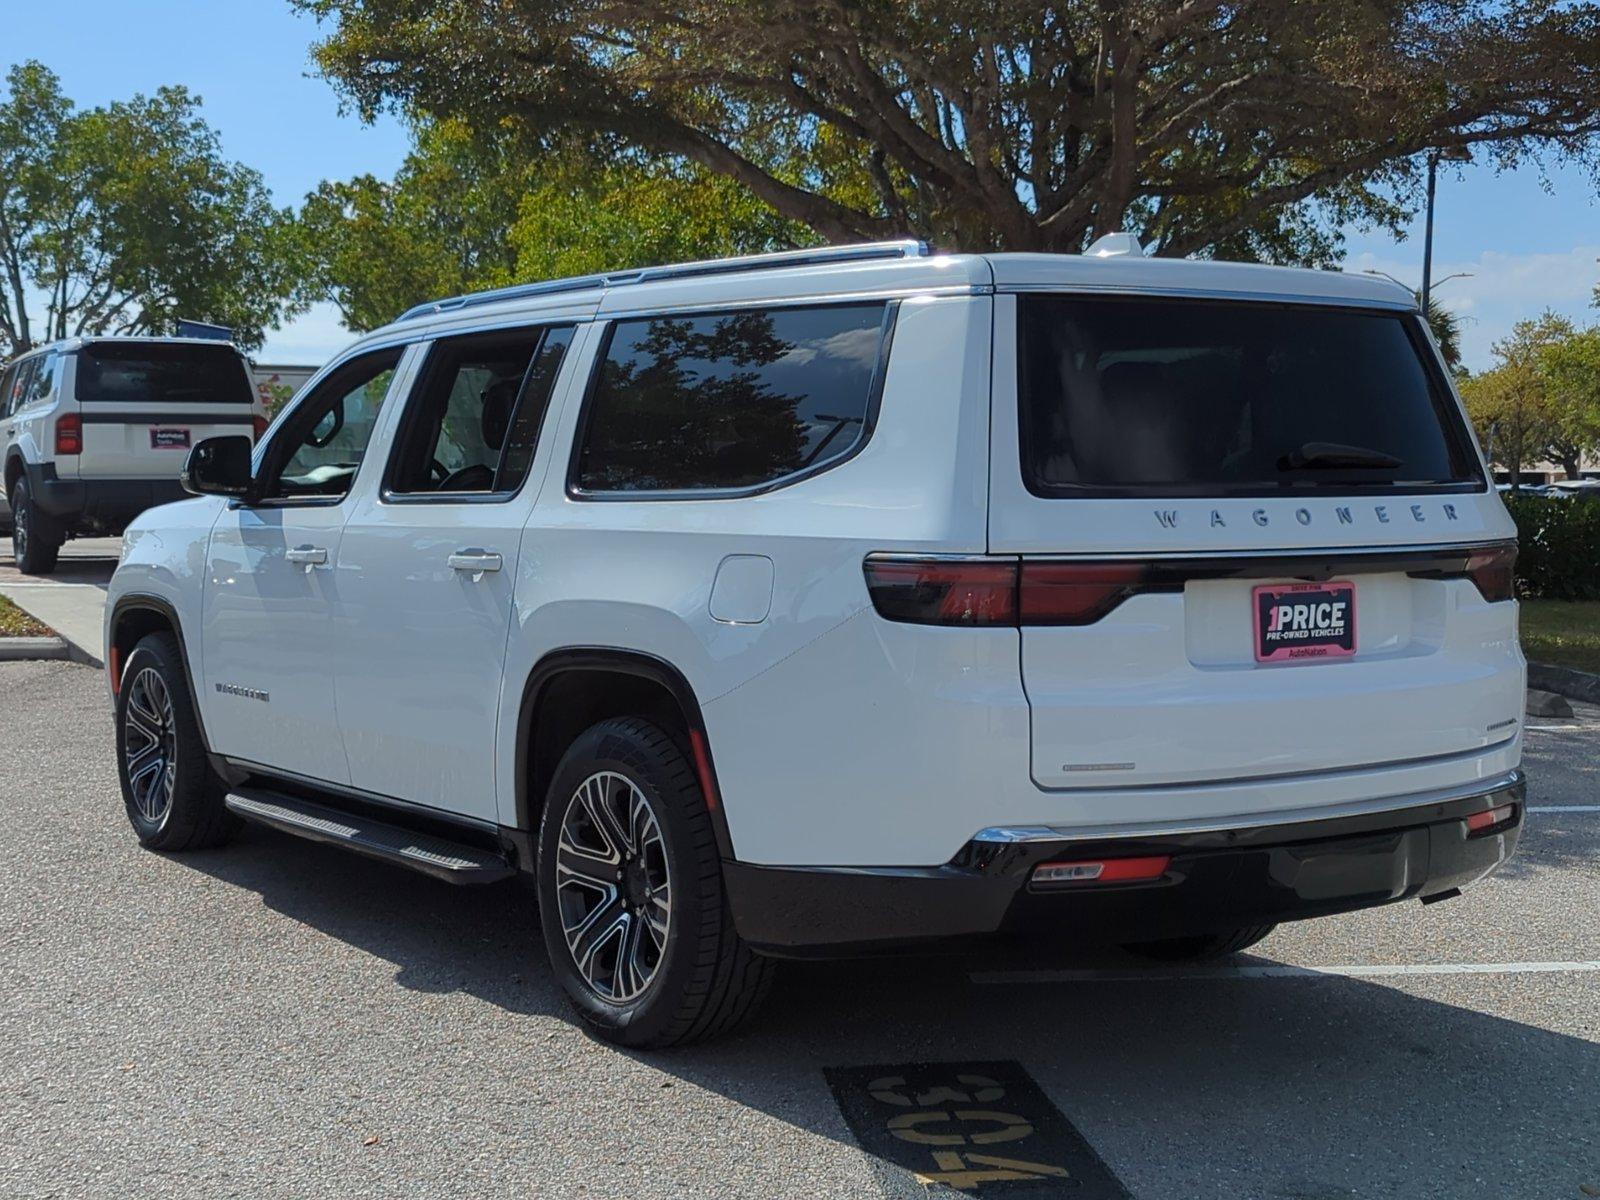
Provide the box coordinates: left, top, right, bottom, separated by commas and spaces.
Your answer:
1123, 924, 1277, 963
536, 717, 773, 1048
10, 478, 60, 575
115, 632, 237, 851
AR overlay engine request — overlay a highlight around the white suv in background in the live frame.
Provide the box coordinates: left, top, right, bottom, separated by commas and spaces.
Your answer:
2, 337, 265, 573
105, 241, 1526, 1048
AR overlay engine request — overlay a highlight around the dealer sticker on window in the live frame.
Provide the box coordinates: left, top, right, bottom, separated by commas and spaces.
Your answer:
1253, 581, 1356, 663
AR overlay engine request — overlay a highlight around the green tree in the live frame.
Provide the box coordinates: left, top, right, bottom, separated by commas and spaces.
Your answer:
0, 61, 301, 354
297, 122, 808, 330
1540, 325, 1600, 478
1461, 313, 1579, 486
295, 0, 1600, 260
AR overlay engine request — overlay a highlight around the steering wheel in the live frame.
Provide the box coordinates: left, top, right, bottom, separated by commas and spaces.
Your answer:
428, 458, 449, 486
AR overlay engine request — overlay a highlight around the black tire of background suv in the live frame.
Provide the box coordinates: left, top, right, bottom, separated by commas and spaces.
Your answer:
115, 632, 238, 851
1123, 923, 1278, 963
536, 717, 775, 1048
10, 478, 61, 575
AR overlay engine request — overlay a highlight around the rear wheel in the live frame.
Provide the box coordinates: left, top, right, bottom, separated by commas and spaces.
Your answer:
115, 632, 237, 851
536, 717, 774, 1047
1123, 924, 1277, 963
10, 478, 60, 575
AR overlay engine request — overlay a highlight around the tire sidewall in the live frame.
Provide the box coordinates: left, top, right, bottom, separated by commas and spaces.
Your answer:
115, 636, 209, 848
536, 722, 715, 1046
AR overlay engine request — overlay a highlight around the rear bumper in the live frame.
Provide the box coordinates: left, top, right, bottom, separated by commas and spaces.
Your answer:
24, 462, 187, 531
723, 770, 1525, 957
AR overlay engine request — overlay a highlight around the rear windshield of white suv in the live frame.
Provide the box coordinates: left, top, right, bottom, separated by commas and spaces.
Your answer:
75, 342, 253, 406
1017, 295, 1484, 497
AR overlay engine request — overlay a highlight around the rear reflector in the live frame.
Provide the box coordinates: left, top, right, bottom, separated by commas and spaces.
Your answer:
1465, 803, 1516, 836
1032, 855, 1171, 886
55, 413, 82, 455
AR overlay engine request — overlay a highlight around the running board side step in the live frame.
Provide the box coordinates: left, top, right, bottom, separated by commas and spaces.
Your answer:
224, 789, 516, 885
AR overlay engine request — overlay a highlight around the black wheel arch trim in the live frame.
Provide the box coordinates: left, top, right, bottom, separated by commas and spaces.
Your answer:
106, 593, 219, 763
515, 647, 737, 859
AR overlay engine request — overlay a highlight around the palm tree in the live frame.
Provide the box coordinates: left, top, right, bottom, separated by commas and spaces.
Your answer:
1422, 295, 1464, 374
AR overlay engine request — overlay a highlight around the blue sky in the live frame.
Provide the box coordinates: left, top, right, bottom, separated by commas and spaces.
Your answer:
9, 2, 1599, 369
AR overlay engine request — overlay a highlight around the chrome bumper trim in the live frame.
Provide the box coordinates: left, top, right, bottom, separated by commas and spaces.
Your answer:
972, 768, 1525, 845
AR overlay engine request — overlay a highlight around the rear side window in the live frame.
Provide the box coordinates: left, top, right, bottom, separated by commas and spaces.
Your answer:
574, 302, 891, 494
75, 343, 252, 406
1017, 296, 1482, 497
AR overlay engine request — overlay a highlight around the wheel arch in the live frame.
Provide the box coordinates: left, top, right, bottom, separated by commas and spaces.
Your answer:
107, 594, 215, 756
514, 648, 734, 858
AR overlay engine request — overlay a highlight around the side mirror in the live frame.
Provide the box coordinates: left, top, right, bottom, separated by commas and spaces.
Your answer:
181, 435, 256, 500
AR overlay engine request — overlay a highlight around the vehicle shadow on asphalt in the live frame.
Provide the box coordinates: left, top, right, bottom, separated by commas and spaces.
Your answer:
180, 821, 1600, 1198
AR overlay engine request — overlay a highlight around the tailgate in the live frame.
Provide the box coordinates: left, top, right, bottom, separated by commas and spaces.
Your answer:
78, 407, 256, 479
1020, 556, 1523, 790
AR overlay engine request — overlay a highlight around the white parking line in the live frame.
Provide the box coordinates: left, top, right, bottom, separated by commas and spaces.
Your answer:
971, 961, 1600, 985
1528, 805, 1600, 813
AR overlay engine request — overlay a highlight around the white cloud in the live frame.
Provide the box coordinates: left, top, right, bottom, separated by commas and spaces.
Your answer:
1348, 245, 1600, 370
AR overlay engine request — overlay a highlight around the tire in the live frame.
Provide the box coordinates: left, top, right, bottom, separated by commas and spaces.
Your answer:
1123, 924, 1277, 963
10, 477, 60, 575
115, 632, 237, 851
536, 717, 774, 1048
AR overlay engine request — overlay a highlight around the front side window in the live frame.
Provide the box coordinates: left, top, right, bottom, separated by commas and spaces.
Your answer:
386, 325, 574, 497
574, 302, 890, 494
264, 349, 402, 501
1017, 296, 1482, 497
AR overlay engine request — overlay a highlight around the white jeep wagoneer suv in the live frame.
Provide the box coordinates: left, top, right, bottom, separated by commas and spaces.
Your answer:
105, 240, 1525, 1047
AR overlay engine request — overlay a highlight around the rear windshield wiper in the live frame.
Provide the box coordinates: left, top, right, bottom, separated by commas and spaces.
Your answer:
1278, 442, 1403, 472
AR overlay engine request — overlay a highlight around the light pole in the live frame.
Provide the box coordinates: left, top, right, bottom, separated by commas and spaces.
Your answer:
1420, 146, 1471, 315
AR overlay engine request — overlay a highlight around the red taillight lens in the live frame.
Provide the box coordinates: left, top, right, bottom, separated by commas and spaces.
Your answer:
252, 414, 270, 442
55, 413, 82, 455
1019, 562, 1156, 625
1032, 855, 1171, 887
1464, 544, 1516, 603
863, 559, 1017, 626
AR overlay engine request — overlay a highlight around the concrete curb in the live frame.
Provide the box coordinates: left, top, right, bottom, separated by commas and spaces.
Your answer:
0, 636, 71, 662
1527, 662, 1600, 708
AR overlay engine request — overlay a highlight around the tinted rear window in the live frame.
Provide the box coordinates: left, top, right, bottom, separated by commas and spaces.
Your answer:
1017, 296, 1482, 497
75, 342, 252, 405
574, 303, 889, 494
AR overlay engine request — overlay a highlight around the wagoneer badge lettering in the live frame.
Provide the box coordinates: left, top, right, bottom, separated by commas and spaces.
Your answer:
1155, 502, 1463, 529
215, 682, 270, 703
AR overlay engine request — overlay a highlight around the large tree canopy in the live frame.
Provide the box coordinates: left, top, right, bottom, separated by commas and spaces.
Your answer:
0, 62, 300, 355
295, 0, 1600, 261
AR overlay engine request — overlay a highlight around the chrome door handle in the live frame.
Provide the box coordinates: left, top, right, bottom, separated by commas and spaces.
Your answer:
285, 545, 328, 573
448, 549, 503, 579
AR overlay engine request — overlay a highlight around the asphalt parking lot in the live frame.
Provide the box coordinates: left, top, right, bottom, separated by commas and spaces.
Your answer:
2, 659, 1596, 1200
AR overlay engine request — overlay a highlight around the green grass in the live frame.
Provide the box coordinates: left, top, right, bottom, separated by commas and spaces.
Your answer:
1520, 599, 1600, 675
0, 595, 53, 638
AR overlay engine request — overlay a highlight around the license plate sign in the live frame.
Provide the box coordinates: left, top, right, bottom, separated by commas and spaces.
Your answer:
1253, 581, 1356, 663
149, 428, 191, 450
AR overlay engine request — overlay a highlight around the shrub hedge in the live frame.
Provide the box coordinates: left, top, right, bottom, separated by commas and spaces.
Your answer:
1502, 494, 1600, 601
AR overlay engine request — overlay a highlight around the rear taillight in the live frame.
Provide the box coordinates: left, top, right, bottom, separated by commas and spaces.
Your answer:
1019, 562, 1165, 626
54, 413, 82, 455
252, 414, 270, 442
1463, 544, 1516, 603
862, 558, 1017, 626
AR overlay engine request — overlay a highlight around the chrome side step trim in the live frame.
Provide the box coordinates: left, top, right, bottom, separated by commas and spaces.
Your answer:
972, 769, 1525, 845
224, 788, 515, 885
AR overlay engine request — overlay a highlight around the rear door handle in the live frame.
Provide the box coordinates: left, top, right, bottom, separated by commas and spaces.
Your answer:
448, 549, 503, 579
285, 545, 328, 573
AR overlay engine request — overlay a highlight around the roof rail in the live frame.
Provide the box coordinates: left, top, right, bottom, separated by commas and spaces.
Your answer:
393, 239, 931, 324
